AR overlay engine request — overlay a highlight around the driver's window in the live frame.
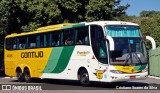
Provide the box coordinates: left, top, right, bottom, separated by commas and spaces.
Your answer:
90, 25, 108, 64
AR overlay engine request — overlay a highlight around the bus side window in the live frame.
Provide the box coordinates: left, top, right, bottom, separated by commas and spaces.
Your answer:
84, 36, 89, 44
13, 39, 17, 49
39, 34, 44, 47
6, 38, 13, 50
75, 26, 89, 45
18, 37, 27, 49
51, 31, 61, 47
6, 38, 17, 50
13, 44, 17, 49
46, 33, 51, 47
28, 35, 37, 48
30, 43, 36, 48
63, 29, 74, 45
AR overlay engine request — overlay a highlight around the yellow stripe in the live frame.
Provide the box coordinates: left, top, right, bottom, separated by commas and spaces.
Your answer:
114, 66, 140, 73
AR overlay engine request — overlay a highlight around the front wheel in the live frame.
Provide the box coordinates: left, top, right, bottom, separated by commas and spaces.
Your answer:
80, 70, 90, 86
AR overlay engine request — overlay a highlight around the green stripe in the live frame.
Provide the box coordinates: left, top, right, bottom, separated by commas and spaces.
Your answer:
134, 64, 147, 70
62, 26, 73, 29
61, 23, 85, 29
51, 46, 75, 73
42, 47, 63, 73
72, 23, 85, 28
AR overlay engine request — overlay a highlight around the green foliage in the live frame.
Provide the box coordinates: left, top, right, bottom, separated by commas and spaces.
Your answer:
85, 0, 114, 21
140, 11, 160, 49
140, 10, 160, 17
0, 0, 61, 33
0, 0, 129, 34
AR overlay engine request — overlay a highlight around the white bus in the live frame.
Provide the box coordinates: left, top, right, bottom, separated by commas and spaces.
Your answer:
4, 21, 156, 86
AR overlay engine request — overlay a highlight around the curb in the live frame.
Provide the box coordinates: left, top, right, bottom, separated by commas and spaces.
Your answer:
0, 77, 16, 79
148, 76, 160, 79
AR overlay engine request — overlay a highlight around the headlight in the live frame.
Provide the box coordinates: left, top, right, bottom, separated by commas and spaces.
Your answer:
142, 67, 148, 72
110, 70, 123, 74
142, 65, 148, 72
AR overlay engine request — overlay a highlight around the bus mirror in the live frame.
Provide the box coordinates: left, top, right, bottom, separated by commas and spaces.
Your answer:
106, 35, 114, 51
146, 36, 156, 50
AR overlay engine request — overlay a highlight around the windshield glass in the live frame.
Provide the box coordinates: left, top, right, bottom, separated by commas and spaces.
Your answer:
110, 37, 147, 65
106, 25, 140, 37
111, 37, 145, 58
105, 25, 147, 65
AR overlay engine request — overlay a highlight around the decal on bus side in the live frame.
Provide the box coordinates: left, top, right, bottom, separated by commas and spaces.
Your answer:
21, 51, 43, 58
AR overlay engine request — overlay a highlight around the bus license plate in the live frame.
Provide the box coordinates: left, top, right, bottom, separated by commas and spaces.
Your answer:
130, 76, 136, 79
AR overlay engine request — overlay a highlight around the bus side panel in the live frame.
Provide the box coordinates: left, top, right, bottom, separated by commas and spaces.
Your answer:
5, 50, 16, 77
40, 46, 100, 81
4, 48, 52, 78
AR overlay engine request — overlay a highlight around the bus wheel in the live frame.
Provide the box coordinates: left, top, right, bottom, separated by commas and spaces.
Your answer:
16, 69, 24, 82
24, 68, 31, 83
80, 70, 90, 86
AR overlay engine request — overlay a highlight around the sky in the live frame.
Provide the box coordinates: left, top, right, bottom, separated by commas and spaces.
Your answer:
120, 0, 160, 16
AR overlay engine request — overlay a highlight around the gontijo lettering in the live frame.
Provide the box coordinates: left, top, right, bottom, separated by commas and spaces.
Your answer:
21, 51, 43, 58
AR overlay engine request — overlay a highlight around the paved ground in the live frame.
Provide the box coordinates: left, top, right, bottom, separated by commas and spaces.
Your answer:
0, 76, 160, 93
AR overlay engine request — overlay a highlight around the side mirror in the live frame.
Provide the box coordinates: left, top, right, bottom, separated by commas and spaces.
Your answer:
146, 36, 156, 50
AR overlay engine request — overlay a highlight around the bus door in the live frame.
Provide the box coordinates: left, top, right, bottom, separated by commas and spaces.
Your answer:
90, 25, 109, 80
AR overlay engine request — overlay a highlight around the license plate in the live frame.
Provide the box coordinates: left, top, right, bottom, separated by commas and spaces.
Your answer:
130, 76, 136, 79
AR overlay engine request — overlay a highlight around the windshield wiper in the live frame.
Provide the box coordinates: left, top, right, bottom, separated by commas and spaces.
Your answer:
133, 52, 143, 65
124, 39, 133, 66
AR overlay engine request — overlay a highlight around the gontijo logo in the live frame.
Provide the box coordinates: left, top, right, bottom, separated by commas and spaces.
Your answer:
21, 51, 43, 58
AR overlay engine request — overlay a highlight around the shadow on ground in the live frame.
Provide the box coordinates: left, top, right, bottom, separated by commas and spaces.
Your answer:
9, 78, 152, 90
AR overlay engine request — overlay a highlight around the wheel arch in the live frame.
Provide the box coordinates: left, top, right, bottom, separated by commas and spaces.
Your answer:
16, 67, 22, 72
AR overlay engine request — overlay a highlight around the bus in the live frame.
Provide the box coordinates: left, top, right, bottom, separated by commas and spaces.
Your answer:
4, 21, 156, 86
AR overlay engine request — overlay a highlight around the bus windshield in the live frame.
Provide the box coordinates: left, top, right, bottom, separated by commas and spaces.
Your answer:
111, 37, 146, 57
105, 25, 147, 66
106, 25, 140, 37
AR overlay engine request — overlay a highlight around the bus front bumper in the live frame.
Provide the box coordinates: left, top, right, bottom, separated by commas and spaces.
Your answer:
108, 72, 148, 82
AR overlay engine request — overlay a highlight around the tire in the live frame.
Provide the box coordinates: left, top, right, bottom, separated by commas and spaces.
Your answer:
16, 69, 24, 82
24, 68, 31, 83
80, 70, 90, 86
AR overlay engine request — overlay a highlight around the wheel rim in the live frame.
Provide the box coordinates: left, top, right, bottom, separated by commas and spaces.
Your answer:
25, 74, 29, 81
25, 72, 30, 82
81, 73, 89, 84
17, 73, 20, 79
16, 71, 23, 82
24, 69, 30, 82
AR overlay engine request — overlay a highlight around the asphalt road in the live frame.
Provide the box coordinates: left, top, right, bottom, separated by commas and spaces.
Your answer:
0, 77, 160, 93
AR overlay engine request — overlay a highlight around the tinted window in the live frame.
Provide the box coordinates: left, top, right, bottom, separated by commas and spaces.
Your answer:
28, 35, 37, 48
63, 29, 74, 45
51, 31, 61, 46
75, 26, 89, 45
18, 37, 27, 49
6, 38, 17, 50
91, 25, 108, 64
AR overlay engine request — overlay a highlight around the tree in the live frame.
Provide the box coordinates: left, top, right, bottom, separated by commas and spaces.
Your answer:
0, 0, 129, 34
140, 10, 160, 18
140, 11, 160, 48
85, 0, 130, 21
0, 0, 61, 33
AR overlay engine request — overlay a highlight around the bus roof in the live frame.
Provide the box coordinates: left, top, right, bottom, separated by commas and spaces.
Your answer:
5, 21, 139, 38
5, 23, 73, 38
85, 21, 139, 26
